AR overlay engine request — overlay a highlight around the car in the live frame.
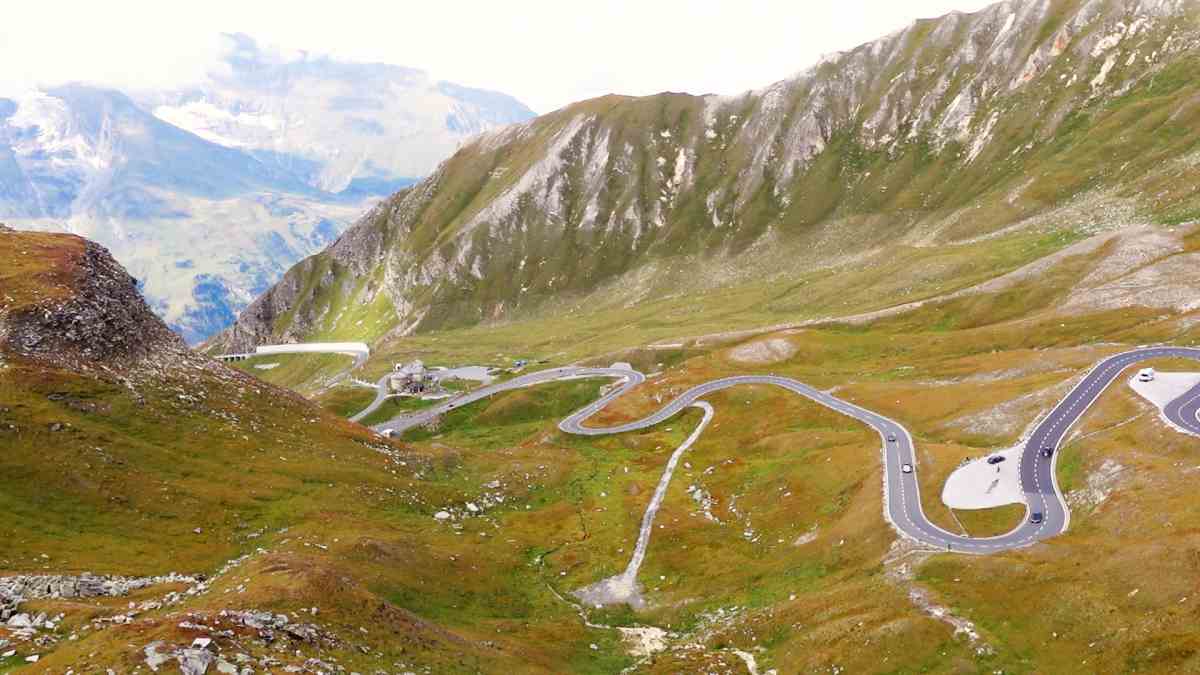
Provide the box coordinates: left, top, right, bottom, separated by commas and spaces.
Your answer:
986, 455, 1005, 465
887, 433, 897, 442
901, 463, 913, 474
1041, 445, 1054, 458
1030, 512, 1044, 524
1137, 368, 1155, 383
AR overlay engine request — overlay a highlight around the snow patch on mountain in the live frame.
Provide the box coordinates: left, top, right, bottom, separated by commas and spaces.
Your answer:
152, 100, 282, 148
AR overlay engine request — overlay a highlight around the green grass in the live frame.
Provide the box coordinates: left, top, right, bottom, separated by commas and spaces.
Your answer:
314, 385, 379, 418
0, 653, 26, 673
954, 504, 1026, 538
399, 379, 605, 444
1055, 442, 1086, 495
357, 394, 438, 427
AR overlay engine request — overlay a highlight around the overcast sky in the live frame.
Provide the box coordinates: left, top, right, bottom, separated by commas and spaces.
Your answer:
1, 0, 996, 113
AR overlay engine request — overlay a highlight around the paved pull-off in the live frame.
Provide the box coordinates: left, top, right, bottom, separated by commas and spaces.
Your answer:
372, 347, 1200, 553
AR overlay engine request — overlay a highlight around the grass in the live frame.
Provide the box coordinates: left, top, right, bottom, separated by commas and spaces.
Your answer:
228, 352, 359, 395
954, 504, 1026, 538
356, 394, 438, 426
0, 230, 87, 311
305, 224, 1093, 386
313, 384, 378, 418
398, 379, 606, 444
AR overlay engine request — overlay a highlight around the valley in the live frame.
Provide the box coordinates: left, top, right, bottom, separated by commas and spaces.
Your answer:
6, 0, 1200, 672
7, 217, 1200, 671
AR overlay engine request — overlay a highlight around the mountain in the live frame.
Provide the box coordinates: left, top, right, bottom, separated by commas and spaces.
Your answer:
141, 33, 538, 195
211, 0, 1200, 354
1, 41, 535, 344
0, 84, 367, 344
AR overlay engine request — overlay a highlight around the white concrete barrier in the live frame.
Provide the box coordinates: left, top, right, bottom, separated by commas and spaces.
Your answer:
254, 342, 369, 359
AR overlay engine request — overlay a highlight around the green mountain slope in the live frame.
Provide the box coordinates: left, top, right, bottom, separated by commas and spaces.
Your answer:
210, 0, 1200, 354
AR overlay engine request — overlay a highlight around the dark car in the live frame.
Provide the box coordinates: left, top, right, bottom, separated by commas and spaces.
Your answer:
986, 455, 1005, 465
1030, 512, 1044, 524
887, 433, 897, 442
1041, 445, 1054, 458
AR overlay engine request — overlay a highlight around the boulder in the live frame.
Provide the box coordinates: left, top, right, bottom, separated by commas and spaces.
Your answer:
6, 613, 31, 628
177, 648, 214, 675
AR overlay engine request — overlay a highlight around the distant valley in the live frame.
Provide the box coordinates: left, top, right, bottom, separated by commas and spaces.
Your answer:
0, 34, 535, 343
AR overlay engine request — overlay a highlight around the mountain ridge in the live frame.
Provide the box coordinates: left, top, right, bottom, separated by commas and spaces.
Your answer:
210, 0, 1200, 354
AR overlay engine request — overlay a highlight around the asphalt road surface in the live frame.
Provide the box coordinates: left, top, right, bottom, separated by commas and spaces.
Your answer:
348, 372, 395, 423
369, 346, 1200, 553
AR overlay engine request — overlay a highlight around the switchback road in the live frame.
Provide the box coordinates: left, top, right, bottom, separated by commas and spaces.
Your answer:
369, 347, 1200, 553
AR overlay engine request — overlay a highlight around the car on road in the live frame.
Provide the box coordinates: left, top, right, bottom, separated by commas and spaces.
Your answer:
887, 433, 897, 442
1030, 512, 1044, 524
1041, 445, 1054, 458
986, 455, 1005, 465
1137, 368, 1155, 382
901, 463, 913, 474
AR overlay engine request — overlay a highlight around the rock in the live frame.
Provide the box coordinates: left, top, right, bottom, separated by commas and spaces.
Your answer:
433, 511, 451, 521
144, 641, 172, 671
24, 654, 39, 663
191, 637, 213, 650
6, 614, 31, 628
178, 648, 215, 675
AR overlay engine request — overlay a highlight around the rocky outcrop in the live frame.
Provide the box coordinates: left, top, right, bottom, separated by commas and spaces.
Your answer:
0, 233, 189, 370
0, 573, 198, 622
142, 609, 340, 674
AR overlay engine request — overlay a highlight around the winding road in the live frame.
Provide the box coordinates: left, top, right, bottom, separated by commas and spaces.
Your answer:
1162, 371, 1200, 437
368, 346, 1200, 553
349, 372, 396, 423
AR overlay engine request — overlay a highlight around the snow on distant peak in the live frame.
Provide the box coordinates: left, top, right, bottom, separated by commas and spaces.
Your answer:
152, 100, 282, 148
6, 90, 112, 171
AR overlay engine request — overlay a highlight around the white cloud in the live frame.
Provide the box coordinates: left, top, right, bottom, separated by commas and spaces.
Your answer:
0, 0, 996, 112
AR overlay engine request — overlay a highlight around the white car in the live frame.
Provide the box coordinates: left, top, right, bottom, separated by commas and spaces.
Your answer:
1137, 368, 1155, 382
901, 463, 913, 474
